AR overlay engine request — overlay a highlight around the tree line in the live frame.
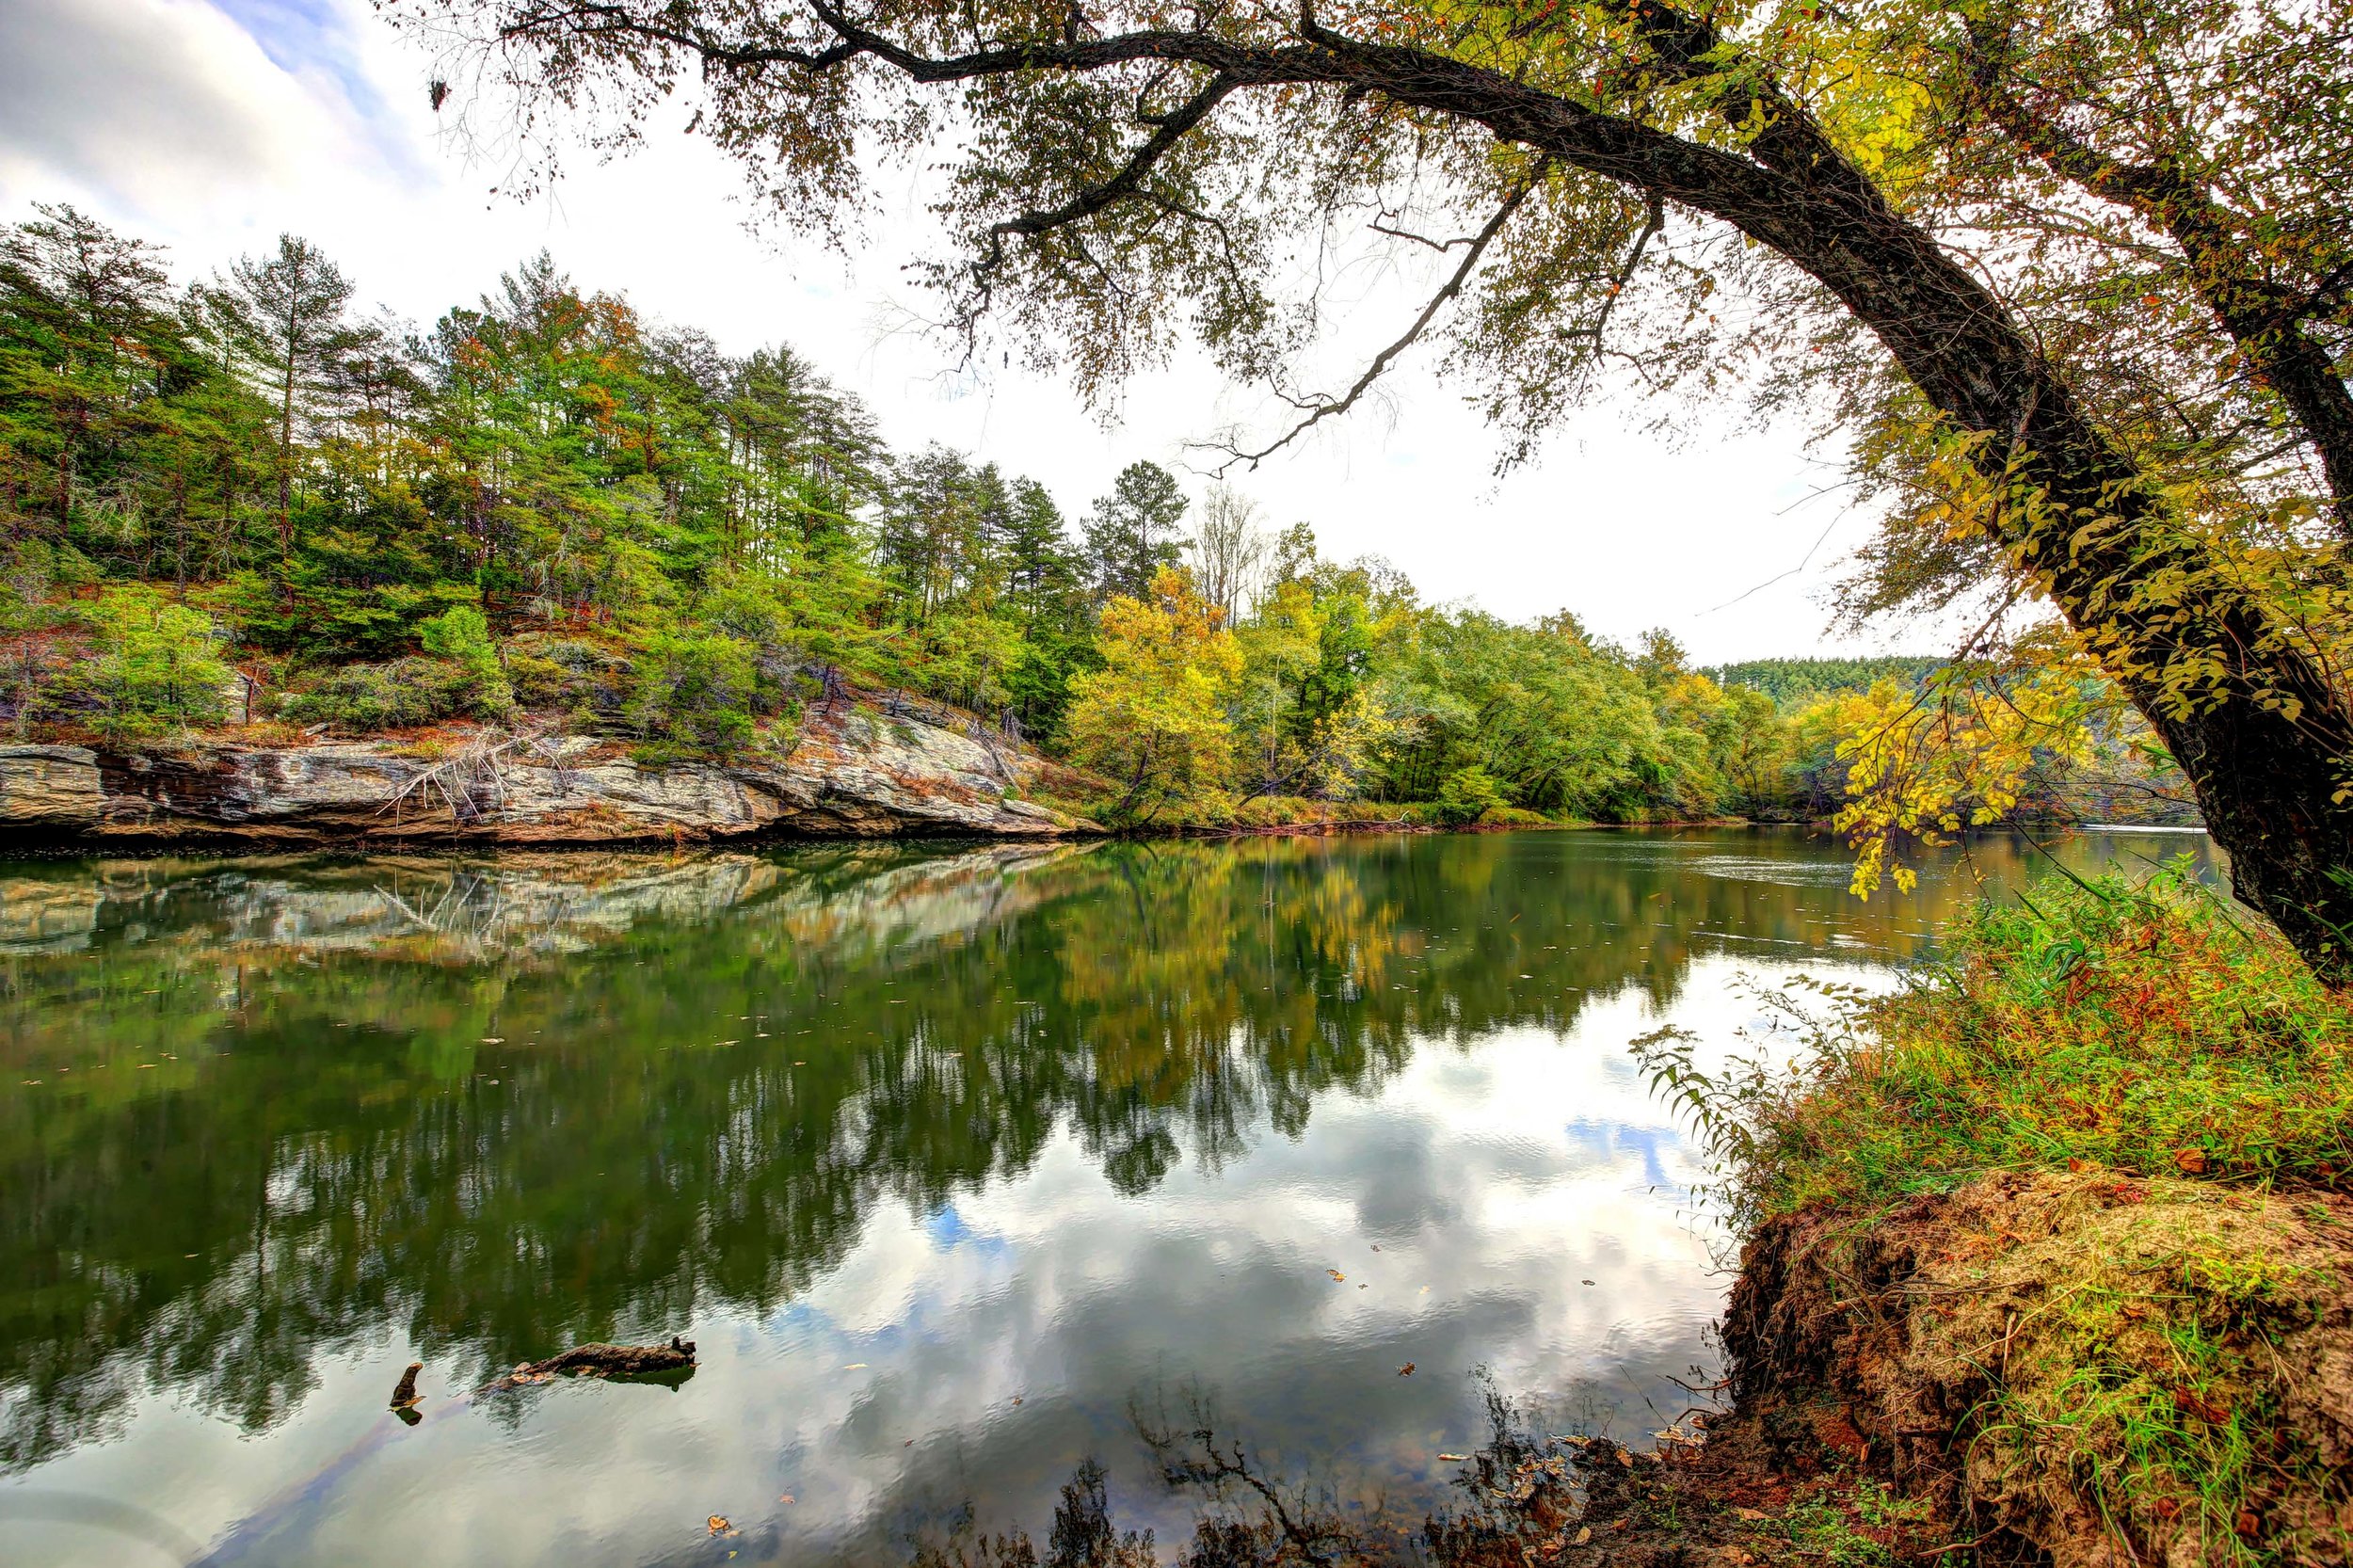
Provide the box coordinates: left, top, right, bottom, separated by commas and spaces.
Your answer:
0, 204, 1189, 751
0, 203, 2179, 832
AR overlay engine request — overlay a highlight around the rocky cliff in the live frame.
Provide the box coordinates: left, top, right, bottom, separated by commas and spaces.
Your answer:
0, 707, 1094, 845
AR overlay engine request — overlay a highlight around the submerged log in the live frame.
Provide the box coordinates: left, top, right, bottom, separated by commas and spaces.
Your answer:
481, 1335, 697, 1390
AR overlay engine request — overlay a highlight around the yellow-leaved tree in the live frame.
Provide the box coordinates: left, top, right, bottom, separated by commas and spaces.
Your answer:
1833, 662, 2097, 897
1064, 567, 1243, 825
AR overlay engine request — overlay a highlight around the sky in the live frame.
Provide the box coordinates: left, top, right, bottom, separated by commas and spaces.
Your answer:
0, 0, 1921, 664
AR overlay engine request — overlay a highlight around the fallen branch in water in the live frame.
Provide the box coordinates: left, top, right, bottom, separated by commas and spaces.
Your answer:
479, 1336, 698, 1390
190, 1338, 700, 1564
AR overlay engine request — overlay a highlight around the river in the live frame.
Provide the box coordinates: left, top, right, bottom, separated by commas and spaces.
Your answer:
0, 825, 2215, 1566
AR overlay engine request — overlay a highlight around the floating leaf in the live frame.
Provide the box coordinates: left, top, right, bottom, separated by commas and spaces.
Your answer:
1397, 1363, 1416, 1376
1328, 1270, 1345, 1282
1437, 1452, 1469, 1463
707, 1515, 733, 1536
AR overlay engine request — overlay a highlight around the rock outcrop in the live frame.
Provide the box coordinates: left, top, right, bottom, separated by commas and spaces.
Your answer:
0, 707, 1095, 845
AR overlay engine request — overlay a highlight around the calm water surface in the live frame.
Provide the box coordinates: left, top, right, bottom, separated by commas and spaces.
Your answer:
0, 826, 2214, 1566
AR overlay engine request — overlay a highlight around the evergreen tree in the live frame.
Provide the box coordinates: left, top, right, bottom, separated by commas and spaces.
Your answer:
995, 477, 1093, 743
0, 204, 184, 546
212, 235, 360, 565
1081, 460, 1187, 604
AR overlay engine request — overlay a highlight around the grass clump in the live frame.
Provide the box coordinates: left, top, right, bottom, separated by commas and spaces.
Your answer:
1676, 863, 2353, 1223
1962, 1178, 2346, 1565
1778, 1480, 1924, 1568
1675, 865, 2353, 1567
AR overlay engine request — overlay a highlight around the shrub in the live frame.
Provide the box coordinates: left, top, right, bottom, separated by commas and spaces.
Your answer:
698, 579, 808, 716
506, 635, 635, 725
627, 631, 759, 756
1435, 764, 1508, 825
1641, 863, 2353, 1230
416, 603, 512, 717
75, 584, 232, 741
277, 658, 473, 731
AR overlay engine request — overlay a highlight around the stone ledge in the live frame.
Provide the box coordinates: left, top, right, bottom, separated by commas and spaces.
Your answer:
0, 710, 1097, 844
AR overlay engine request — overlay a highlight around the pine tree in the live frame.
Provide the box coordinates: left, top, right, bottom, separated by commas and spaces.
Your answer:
213, 235, 360, 567
1080, 460, 1187, 604
0, 204, 179, 537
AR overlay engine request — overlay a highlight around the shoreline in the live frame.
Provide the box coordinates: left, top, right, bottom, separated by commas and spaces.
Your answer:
1652, 871, 2353, 1568
0, 780, 2288, 1561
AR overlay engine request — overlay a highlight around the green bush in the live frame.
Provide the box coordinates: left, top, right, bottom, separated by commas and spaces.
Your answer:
75, 584, 232, 741
1647, 864, 2353, 1228
416, 604, 512, 717
506, 635, 635, 725
627, 631, 760, 756
278, 658, 473, 731
1435, 764, 1508, 825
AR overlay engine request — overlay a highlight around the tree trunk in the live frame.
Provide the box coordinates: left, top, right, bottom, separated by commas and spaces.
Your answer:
1337, 37, 2353, 977
278, 312, 296, 578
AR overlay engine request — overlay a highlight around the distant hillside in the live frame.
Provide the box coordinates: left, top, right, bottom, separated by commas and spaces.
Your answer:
1705, 656, 1944, 709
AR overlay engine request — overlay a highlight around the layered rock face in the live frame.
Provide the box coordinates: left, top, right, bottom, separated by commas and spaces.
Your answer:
0, 708, 1090, 844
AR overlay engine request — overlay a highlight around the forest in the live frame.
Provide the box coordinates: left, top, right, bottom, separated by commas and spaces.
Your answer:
0, 203, 2180, 835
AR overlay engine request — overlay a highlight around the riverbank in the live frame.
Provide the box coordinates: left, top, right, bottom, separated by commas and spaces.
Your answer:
1636, 868, 2353, 1567
0, 717, 1735, 849
0, 707, 1097, 844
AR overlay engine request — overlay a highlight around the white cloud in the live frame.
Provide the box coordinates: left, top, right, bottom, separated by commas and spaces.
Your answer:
0, 0, 326, 211
0, 0, 1919, 662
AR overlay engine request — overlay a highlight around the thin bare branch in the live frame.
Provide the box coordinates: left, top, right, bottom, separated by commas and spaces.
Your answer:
1206, 166, 1547, 471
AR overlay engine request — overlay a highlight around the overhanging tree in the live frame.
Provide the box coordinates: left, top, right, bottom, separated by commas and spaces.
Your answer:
389, 0, 2353, 975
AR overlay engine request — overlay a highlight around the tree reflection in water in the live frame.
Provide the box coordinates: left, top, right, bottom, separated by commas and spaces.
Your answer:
868, 1384, 1627, 1568
0, 829, 2202, 1564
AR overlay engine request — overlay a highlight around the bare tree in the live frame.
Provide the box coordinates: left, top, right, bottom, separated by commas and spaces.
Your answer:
1189, 484, 1268, 622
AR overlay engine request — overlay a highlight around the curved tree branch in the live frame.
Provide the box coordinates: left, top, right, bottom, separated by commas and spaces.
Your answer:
983, 72, 1242, 258
1964, 19, 2353, 541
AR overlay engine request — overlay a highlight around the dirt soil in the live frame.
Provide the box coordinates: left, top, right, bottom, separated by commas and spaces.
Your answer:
1426, 1409, 1975, 1568
1706, 1170, 2353, 1568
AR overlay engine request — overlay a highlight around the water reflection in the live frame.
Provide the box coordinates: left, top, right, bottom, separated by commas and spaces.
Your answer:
0, 827, 2210, 1566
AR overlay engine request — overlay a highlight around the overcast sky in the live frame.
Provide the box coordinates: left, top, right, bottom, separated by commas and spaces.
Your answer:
0, 0, 1925, 664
